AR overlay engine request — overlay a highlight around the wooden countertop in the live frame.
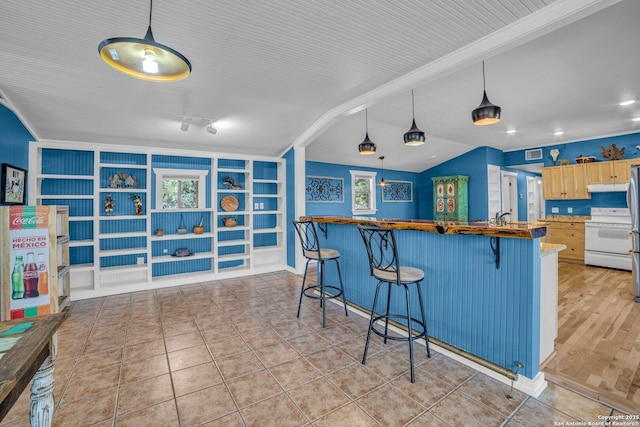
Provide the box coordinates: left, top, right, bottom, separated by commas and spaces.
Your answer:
300, 216, 547, 239
540, 242, 567, 256
543, 215, 590, 223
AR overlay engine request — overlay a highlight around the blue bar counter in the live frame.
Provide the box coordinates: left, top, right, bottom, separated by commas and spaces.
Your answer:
299, 216, 557, 395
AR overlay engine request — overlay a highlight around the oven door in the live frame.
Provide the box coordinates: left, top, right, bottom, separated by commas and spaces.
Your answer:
584, 222, 632, 253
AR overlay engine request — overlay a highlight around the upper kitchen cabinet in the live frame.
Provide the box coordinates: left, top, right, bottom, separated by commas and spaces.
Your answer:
542, 164, 590, 200
585, 159, 640, 184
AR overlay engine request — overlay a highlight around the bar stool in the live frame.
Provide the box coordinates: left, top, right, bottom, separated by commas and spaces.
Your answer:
357, 226, 430, 383
292, 220, 348, 328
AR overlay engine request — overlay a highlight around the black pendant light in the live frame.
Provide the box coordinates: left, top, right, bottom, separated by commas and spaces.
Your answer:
404, 90, 425, 146
98, 0, 192, 82
377, 156, 388, 186
358, 109, 377, 154
472, 61, 501, 125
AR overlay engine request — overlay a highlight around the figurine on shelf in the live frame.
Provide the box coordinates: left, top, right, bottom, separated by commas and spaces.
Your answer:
224, 176, 243, 190
129, 194, 142, 215
104, 194, 114, 215
124, 174, 138, 188
108, 173, 122, 188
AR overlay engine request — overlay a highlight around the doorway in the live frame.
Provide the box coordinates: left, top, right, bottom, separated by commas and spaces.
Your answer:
501, 171, 518, 221
526, 176, 545, 221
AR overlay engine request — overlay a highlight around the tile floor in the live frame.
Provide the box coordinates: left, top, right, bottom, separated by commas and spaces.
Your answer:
0, 271, 628, 426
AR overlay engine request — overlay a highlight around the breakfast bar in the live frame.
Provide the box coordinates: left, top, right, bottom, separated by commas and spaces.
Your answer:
299, 215, 561, 396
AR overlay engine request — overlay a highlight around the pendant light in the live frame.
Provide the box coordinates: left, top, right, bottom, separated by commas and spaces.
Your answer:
98, 0, 192, 82
404, 90, 425, 146
377, 156, 389, 186
472, 61, 501, 125
358, 109, 377, 154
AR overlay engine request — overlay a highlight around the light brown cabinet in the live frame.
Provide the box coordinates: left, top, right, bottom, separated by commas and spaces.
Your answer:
542, 164, 590, 200
543, 221, 585, 262
585, 159, 639, 184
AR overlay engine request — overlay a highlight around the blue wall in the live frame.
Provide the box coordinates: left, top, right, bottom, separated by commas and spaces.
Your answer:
305, 161, 419, 219
284, 148, 296, 268
0, 104, 34, 204
419, 147, 504, 221
505, 132, 640, 215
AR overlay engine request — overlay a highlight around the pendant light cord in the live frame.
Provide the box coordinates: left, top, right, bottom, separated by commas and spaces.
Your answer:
482, 60, 486, 92
412, 90, 415, 118
148, 0, 153, 27
365, 109, 369, 133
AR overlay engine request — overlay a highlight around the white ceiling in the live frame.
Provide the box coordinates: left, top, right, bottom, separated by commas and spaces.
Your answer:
1, 0, 638, 172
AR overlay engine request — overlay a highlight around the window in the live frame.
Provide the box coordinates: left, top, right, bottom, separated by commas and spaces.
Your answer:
350, 170, 377, 215
153, 169, 209, 210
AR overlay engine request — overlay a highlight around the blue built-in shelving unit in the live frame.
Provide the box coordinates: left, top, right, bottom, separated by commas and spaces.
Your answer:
30, 141, 286, 299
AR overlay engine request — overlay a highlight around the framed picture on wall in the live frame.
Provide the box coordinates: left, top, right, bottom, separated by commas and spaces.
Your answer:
381, 180, 413, 202
1, 163, 27, 205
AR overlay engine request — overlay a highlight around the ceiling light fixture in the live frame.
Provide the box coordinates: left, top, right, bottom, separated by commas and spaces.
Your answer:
506, 129, 516, 134
377, 156, 388, 186
206, 123, 218, 135
404, 90, 425, 146
554, 130, 564, 136
358, 109, 376, 154
180, 120, 189, 132
620, 99, 636, 106
472, 61, 501, 125
98, 0, 192, 82
633, 117, 640, 122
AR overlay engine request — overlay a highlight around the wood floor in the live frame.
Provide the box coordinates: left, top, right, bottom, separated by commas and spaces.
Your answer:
543, 261, 640, 414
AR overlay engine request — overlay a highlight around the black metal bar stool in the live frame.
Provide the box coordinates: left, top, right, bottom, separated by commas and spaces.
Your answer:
292, 220, 348, 328
358, 225, 430, 383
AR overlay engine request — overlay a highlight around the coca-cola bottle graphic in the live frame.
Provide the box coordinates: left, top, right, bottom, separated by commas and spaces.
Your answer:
11, 255, 24, 299
23, 252, 39, 298
37, 253, 49, 296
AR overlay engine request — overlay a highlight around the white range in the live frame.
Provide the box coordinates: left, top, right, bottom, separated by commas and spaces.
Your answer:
584, 207, 632, 271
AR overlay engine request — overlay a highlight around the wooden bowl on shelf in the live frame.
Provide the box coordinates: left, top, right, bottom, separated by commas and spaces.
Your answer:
221, 195, 239, 212
193, 225, 204, 234
223, 217, 237, 227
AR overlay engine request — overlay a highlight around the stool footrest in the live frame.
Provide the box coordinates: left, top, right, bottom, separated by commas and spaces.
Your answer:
370, 314, 427, 342
302, 285, 343, 301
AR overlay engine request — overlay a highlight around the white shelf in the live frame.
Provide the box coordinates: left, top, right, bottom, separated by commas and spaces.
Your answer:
99, 163, 147, 169
151, 253, 214, 263
253, 227, 283, 234
252, 194, 282, 198
218, 253, 250, 262
38, 174, 93, 180
218, 225, 250, 232
218, 239, 249, 247
151, 232, 213, 241
38, 194, 93, 200
100, 264, 148, 275
151, 208, 213, 213
216, 211, 248, 216
69, 216, 94, 222
99, 231, 147, 239
56, 235, 70, 245
254, 245, 282, 252
99, 248, 147, 257
217, 189, 249, 194
253, 210, 283, 215
252, 179, 279, 184
70, 263, 95, 272
99, 187, 147, 193
100, 215, 146, 220
69, 239, 94, 247
217, 168, 249, 173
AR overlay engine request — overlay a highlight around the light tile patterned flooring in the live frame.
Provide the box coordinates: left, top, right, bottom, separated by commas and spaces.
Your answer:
0, 271, 628, 426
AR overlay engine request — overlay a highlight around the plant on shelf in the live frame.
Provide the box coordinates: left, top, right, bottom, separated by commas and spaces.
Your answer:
129, 194, 143, 215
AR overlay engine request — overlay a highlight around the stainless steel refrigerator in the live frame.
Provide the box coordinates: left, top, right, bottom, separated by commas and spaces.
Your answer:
628, 165, 640, 302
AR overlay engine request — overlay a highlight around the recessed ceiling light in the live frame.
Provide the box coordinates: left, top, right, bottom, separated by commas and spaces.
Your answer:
619, 99, 636, 106
553, 130, 564, 136
506, 129, 516, 134
633, 117, 640, 122
429, 155, 437, 159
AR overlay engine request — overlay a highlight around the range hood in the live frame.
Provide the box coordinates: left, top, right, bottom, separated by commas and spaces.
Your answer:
587, 183, 629, 193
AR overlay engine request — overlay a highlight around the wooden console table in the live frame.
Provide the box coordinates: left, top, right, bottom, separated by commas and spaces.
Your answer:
0, 313, 65, 426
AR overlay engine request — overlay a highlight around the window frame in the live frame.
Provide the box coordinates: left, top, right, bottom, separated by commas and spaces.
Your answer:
350, 170, 377, 215
153, 168, 209, 210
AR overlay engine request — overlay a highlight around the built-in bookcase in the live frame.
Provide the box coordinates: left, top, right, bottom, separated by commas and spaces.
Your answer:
30, 142, 286, 300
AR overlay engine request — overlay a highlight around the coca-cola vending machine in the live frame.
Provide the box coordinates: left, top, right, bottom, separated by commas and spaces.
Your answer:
0, 205, 59, 320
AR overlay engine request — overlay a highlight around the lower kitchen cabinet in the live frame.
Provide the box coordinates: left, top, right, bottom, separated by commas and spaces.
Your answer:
543, 220, 585, 262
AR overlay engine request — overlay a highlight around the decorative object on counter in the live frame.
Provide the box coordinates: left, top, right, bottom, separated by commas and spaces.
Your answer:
601, 144, 625, 160
155, 228, 164, 236
403, 90, 425, 146
220, 195, 239, 211
549, 148, 560, 164
177, 212, 187, 234
1, 163, 27, 205
358, 109, 376, 154
129, 194, 143, 215
305, 176, 344, 203
432, 175, 468, 222
108, 172, 138, 189
98, 0, 192, 82
558, 159, 570, 166
376, 156, 388, 187
223, 217, 238, 227
471, 60, 501, 125
104, 194, 114, 215
193, 215, 204, 234
223, 176, 243, 190
575, 155, 596, 163
382, 180, 413, 202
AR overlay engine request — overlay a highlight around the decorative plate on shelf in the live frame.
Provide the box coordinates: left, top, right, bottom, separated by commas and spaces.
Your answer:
221, 195, 239, 212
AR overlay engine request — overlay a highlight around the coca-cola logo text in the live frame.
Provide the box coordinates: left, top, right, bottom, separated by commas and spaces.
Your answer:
11, 216, 45, 225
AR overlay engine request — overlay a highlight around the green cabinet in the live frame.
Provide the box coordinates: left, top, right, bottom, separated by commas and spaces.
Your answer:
432, 175, 469, 222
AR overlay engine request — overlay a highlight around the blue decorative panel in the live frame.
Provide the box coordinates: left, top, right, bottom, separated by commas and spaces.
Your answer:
305, 176, 343, 203
69, 220, 93, 241
41, 148, 93, 176
217, 158, 246, 169
382, 180, 413, 202
254, 161, 278, 180
100, 254, 145, 268
152, 258, 212, 277
100, 236, 146, 251
254, 233, 277, 247
254, 213, 277, 229
41, 178, 93, 196
41, 199, 93, 217
218, 229, 246, 242
101, 151, 147, 165
70, 246, 93, 265
100, 218, 146, 233
151, 238, 212, 257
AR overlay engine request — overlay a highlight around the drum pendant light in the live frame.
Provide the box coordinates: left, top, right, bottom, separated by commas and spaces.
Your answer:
404, 90, 425, 146
98, 0, 192, 82
472, 61, 501, 125
377, 156, 389, 186
358, 109, 377, 154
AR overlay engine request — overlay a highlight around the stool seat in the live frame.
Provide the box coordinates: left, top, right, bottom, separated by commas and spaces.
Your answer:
293, 220, 348, 328
373, 266, 424, 283
303, 248, 340, 260
358, 225, 431, 383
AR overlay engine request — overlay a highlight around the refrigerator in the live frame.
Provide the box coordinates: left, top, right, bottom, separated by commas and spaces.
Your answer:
628, 165, 640, 302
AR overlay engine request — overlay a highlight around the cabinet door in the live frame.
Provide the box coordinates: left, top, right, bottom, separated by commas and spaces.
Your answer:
542, 167, 564, 200
585, 162, 614, 184
612, 159, 633, 183
563, 164, 590, 199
